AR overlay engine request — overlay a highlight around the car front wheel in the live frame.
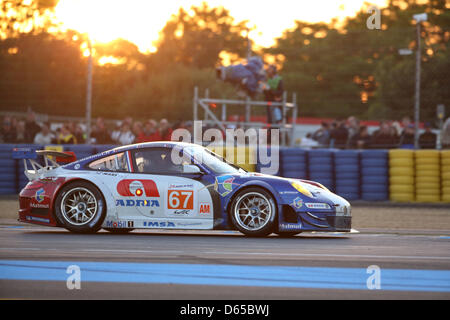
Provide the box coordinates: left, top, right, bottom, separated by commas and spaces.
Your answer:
230, 187, 277, 237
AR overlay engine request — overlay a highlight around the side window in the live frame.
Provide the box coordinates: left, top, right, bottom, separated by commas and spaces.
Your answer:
133, 148, 190, 174
88, 152, 129, 172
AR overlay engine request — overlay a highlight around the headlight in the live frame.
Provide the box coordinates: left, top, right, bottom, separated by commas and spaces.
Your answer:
290, 181, 313, 198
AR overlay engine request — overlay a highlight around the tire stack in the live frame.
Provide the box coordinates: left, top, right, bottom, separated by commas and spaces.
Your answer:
360, 150, 389, 201
441, 150, 450, 203
389, 149, 415, 202
334, 150, 360, 200
280, 148, 307, 179
0, 144, 16, 195
415, 150, 441, 203
308, 149, 334, 191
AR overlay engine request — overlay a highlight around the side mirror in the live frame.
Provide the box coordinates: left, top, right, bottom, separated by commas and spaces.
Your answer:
182, 164, 202, 174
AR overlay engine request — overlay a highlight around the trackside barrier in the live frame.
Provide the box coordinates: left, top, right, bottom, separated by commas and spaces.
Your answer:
279, 147, 307, 180
389, 149, 415, 202
1, 144, 449, 203
415, 150, 440, 203
360, 150, 389, 201
441, 151, 450, 203
335, 150, 360, 201
307, 149, 335, 192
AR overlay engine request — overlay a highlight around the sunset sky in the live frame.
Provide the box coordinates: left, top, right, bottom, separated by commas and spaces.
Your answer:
54, 0, 388, 53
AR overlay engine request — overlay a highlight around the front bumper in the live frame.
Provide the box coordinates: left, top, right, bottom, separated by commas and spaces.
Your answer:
279, 207, 352, 232
326, 216, 352, 232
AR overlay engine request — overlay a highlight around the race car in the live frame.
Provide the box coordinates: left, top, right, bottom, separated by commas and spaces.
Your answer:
13, 142, 351, 237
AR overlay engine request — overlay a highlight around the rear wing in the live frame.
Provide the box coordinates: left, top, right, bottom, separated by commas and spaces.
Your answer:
12, 148, 76, 181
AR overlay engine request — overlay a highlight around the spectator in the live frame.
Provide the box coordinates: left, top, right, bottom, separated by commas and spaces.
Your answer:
442, 117, 450, 149
399, 124, 415, 148
15, 120, 27, 144
57, 124, 77, 144
116, 122, 135, 145
74, 123, 86, 144
419, 123, 437, 149
391, 121, 402, 137
401, 116, 412, 132
0, 116, 16, 143
111, 121, 122, 144
216, 56, 265, 98
135, 119, 159, 143
158, 118, 173, 141
132, 121, 144, 142
330, 120, 348, 148
91, 117, 112, 144
349, 125, 371, 149
66, 122, 76, 136
312, 122, 330, 146
25, 110, 41, 143
371, 121, 398, 148
33, 122, 55, 145
263, 64, 284, 124
346, 116, 360, 144
123, 116, 133, 128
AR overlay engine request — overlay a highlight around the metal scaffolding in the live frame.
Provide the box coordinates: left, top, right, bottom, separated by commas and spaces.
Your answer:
192, 86, 298, 146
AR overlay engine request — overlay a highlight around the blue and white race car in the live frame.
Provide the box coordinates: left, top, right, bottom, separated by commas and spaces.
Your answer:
15, 142, 351, 237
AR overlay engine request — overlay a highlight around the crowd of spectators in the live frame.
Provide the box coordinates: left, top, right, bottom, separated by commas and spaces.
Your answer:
309, 116, 447, 149
0, 111, 193, 146
1, 112, 449, 149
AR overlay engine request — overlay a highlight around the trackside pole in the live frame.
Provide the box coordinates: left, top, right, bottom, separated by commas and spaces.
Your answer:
193, 86, 198, 124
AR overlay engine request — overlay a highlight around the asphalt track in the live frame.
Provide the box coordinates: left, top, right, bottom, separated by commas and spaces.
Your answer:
0, 223, 450, 300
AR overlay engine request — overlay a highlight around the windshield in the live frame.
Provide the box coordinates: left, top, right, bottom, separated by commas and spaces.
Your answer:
183, 145, 243, 175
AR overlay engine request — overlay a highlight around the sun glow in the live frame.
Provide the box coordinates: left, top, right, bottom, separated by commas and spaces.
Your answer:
54, 0, 388, 53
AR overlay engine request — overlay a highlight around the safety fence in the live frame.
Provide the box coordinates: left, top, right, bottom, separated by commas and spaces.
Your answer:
0, 144, 449, 203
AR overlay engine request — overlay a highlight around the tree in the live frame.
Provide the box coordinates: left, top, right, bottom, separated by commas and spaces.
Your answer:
0, 31, 87, 115
0, 0, 58, 39
266, 0, 449, 121
120, 63, 238, 120
151, 2, 249, 69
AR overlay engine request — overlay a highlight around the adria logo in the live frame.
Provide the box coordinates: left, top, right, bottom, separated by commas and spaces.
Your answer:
117, 180, 160, 197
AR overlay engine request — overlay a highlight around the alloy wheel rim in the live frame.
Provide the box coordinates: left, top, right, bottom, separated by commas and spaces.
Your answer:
234, 192, 272, 231
61, 187, 98, 226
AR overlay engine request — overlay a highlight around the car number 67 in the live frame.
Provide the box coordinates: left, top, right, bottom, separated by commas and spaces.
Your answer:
168, 190, 193, 210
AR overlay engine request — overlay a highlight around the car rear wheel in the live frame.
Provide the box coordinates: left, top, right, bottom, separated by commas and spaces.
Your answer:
54, 181, 106, 233
230, 187, 277, 237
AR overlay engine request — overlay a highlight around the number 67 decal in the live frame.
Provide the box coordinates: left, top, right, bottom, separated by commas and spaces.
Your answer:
168, 190, 193, 210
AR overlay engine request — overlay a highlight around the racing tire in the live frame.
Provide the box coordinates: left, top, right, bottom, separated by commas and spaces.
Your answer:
54, 181, 106, 234
229, 187, 277, 237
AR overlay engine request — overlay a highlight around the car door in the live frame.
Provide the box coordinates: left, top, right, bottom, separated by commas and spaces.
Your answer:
120, 147, 214, 229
